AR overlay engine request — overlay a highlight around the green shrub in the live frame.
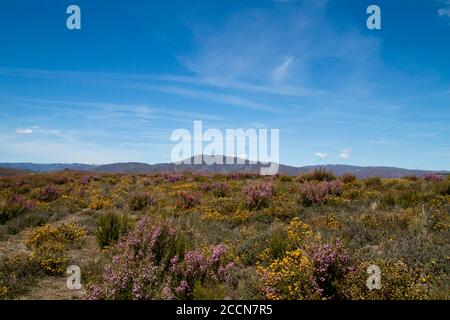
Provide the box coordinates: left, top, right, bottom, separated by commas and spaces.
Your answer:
278, 175, 292, 182
0, 254, 42, 299
96, 211, 129, 249
299, 169, 336, 182
129, 192, 155, 211
364, 176, 382, 189
341, 173, 356, 184
5, 211, 49, 235
267, 228, 290, 260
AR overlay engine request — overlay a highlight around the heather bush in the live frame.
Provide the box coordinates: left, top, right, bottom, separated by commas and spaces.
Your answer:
0, 194, 35, 224
79, 175, 92, 185
165, 244, 235, 299
88, 217, 233, 300
96, 212, 129, 249
176, 191, 201, 209
129, 192, 155, 211
242, 181, 274, 210
424, 173, 444, 182
299, 180, 343, 206
38, 185, 60, 202
210, 182, 230, 197
309, 240, 353, 299
88, 217, 184, 299
164, 173, 181, 183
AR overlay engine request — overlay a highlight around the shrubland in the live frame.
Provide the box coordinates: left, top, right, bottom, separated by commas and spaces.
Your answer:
0, 170, 448, 300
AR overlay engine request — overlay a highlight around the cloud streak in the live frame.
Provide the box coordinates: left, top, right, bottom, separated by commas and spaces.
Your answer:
273, 56, 295, 81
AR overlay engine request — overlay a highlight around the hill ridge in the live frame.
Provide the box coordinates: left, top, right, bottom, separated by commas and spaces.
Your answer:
0, 156, 448, 178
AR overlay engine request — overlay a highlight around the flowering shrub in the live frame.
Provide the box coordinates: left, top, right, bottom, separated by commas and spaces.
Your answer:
79, 175, 92, 185
176, 191, 201, 209
423, 173, 444, 182
26, 223, 85, 249
163, 173, 181, 183
257, 248, 319, 300
88, 217, 183, 299
242, 181, 274, 210
88, 217, 233, 300
339, 260, 429, 299
211, 182, 230, 197
0, 194, 35, 224
89, 197, 113, 210
0, 171, 448, 300
299, 180, 343, 206
38, 185, 60, 202
309, 241, 353, 299
199, 182, 230, 197
32, 241, 68, 275
287, 217, 313, 245
25, 223, 85, 275
129, 192, 155, 211
165, 244, 235, 299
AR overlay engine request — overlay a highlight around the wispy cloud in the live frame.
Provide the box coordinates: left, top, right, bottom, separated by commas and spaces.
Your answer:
155, 74, 323, 97
125, 84, 279, 112
273, 56, 295, 81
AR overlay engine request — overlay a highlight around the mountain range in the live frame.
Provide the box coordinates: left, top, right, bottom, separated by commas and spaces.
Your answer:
0, 156, 448, 178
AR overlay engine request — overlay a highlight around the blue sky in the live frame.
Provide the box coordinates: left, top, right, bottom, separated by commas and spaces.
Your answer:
0, 0, 449, 169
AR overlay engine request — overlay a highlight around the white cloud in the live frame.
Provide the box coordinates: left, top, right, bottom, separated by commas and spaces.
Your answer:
273, 56, 295, 81
438, 8, 450, 17
16, 128, 33, 135
314, 152, 329, 159
16, 126, 60, 136
338, 149, 352, 160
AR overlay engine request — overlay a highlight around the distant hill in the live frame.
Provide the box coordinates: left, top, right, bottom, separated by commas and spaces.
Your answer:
0, 156, 448, 178
0, 166, 31, 176
0, 163, 96, 173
